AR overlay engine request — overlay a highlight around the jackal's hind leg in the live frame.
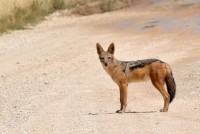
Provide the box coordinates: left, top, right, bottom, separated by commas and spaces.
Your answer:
156, 84, 170, 112
151, 76, 170, 112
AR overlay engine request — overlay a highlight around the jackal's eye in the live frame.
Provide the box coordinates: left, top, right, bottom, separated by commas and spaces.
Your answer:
108, 57, 112, 60
100, 57, 104, 60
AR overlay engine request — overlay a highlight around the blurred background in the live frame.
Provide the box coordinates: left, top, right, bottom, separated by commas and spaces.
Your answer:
0, 0, 136, 33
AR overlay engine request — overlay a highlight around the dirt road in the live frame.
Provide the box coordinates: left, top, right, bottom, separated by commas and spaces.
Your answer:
0, 1, 200, 133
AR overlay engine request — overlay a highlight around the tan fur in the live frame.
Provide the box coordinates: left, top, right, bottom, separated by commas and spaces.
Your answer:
96, 43, 176, 113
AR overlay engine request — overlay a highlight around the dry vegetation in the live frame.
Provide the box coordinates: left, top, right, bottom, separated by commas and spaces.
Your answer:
0, 0, 65, 33
71, 0, 135, 15
0, 0, 134, 33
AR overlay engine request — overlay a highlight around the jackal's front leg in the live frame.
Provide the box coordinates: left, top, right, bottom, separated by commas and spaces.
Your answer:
116, 83, 128, 113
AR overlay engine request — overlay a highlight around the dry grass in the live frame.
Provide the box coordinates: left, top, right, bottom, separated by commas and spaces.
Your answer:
71, 0, 135, 15
0, 0, 65, 33
0, 0, 134, 33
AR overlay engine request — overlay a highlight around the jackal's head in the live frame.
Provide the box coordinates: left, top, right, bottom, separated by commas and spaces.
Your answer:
96, 43, 115, 67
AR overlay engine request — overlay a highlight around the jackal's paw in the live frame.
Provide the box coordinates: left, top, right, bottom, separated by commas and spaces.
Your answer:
160, 108, 168, 112
116, 110, 124, 113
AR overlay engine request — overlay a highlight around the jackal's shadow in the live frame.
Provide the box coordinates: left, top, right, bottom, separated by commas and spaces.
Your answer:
88, 111, 157, 115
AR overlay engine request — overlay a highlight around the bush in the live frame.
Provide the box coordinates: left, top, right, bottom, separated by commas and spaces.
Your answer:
0, 0, 65, 33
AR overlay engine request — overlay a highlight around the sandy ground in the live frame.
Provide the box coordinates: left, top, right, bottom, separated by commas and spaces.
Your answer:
0, 0, 200, 133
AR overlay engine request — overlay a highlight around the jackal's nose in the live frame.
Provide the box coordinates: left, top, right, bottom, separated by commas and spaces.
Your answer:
104, 63, 108, 66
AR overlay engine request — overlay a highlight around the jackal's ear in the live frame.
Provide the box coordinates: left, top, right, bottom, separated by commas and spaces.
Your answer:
107, 43, 115, 54
96, 43, 104, 55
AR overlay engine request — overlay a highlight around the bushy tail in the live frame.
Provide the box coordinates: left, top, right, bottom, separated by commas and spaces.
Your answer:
165, 70, 176, 102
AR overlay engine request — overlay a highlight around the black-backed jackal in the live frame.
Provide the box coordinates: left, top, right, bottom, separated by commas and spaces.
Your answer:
96, 43, 176, 113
